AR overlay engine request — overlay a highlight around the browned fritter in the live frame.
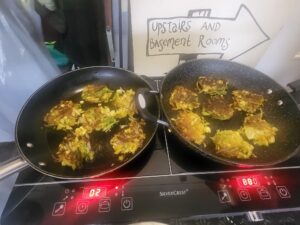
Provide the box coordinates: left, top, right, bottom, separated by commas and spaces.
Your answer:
78, 106, 118, 133
196, 76, 228, 95
232, 90, 264, 113
202, 95, 234, 120
169, 86, 200, 110
81, 84, 113, 103
171, 111, 211, 145
211, 130, 254, 159
242, 113, 278, 146
110, 119, 146, 161
56, 132, 94, 170
44, 100, 83, 130
112, 88, 136, 119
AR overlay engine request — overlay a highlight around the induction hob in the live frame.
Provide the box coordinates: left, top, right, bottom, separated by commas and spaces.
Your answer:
2, 77, 300, 225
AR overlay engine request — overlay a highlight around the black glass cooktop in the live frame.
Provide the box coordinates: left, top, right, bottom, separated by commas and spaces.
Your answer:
4, 126, 300, 225
2, 77, 300, 225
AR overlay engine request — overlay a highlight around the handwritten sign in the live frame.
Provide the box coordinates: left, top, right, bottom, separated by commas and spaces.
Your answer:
147, 5, 269, 60
130, 0, 298, 77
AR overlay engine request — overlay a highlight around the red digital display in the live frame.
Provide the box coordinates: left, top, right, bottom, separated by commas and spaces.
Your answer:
82, 187, 106, 199
236, 176, 260, 187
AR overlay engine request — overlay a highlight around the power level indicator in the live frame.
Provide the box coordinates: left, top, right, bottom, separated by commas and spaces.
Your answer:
236, 176, 260, 188
82, 187, 107, 199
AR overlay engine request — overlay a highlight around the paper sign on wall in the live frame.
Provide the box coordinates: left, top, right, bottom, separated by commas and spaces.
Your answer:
130, 0, 297, 76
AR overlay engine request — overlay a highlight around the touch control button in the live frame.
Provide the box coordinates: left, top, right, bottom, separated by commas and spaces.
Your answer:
76, 201, 89, 214
52, 202, 66, 216
276, 186, 291, 199
238, 189, 251, 201
257, 187, 271, 200
121, 197, 133, 211
99, 198, 111, 213
217, 190, 231, 203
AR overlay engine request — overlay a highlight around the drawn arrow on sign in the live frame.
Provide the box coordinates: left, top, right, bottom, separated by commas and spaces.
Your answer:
147, 4, 270, 60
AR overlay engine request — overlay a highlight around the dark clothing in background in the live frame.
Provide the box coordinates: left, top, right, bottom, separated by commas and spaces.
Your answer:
36, 0, 109, 67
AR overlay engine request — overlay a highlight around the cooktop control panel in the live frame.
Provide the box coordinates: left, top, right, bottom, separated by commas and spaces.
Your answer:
2, 169, 300, 225
217, 173, 292, 204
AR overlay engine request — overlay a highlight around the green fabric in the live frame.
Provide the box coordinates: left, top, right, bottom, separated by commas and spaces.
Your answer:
45, 42, 69, 66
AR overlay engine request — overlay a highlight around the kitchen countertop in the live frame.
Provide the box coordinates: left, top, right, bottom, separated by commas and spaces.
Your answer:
0, 173, 18, 221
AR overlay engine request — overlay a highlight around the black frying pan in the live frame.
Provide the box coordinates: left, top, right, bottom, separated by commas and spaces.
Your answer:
138, 59, 300, 167
15, 67, 159, 179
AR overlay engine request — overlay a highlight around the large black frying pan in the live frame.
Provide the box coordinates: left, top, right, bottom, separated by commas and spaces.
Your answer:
14, 67, 159, 179
139, 59, 300, 167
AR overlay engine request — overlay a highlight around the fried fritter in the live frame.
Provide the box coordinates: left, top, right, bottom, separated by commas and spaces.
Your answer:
232, 90, 264, 113
44, 100, 83, 130
79, 106, 118, 133
112, 88, 136, 118
242, 113, 278, 146
196, 76, 228, 95
202, 95, 234, 120
212, 130, 254, 159
110, 119, 146, 161
56, 131, 94, 170
81, 84, 113, 103
171, 111, 211, 145
169, 86, 200, 110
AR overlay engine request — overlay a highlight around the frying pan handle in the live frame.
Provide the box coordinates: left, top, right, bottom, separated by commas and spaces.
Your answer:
0, 142, 28, 180
288, 79, 300, 92
0, 158, 28, 180
135, 88, 169, 127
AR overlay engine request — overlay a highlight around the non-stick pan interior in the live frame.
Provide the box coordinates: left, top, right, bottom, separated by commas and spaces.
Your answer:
16, 67, 159, 178
161, 59, 300, 166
